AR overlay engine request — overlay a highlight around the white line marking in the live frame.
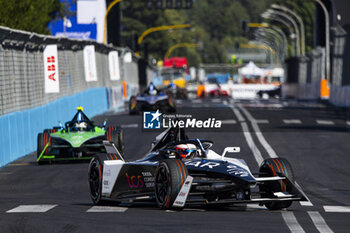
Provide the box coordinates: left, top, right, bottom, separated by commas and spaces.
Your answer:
232, 106, 263, 165
299, 201, 313, 206
295, 182, 313, 206
316, 120, 335, 125
6, 205, 57, 213
232, 107, 245, 122
239, 106, 313, 208
283, 119, 302, 124
192, 99, 202, 104
239, 106, 278, 158
255, 119, 269, 124
282, 212, 305, 233
87, 206, 128, 212
241, 122, 264, 165
220, 119, 237, 124
323, 205, 350, 213
121, 123, 139, 128
308, 211, 334, 233
211, 99, 222, 103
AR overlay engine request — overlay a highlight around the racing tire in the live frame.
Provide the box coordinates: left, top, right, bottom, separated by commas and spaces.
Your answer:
154, 159, 188, 209
167, 95, 176, 113
259, 158, 295, 210
129, 96, 139, 115
105, 126, 124, 155
37, 132, 51, 165
88, 154, 109, 205
37, 133, 44, 158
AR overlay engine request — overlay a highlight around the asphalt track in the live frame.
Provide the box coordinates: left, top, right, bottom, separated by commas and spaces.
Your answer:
0, 98, 350, 233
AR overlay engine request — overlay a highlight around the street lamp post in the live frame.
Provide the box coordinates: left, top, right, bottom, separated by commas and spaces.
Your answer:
103, 0, 123, 44
270, 25, 289, 58
271, 4, 305, 56
256, 28, 285, 63
315, 0, 330, 99
266, 9, 301, 56
241, 42, 278, 65
137, 24, 191, 46
262, 13, 298, 57
254, 32, 281, 64
164, 43, 199, 59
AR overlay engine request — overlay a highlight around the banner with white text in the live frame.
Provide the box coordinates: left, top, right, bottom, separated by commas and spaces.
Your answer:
83, 45, 98, 82
43, 45, 59, 93
108, 51, 120, 81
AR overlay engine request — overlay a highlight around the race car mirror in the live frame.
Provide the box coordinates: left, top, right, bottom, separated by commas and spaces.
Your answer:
221, 147, 240, 158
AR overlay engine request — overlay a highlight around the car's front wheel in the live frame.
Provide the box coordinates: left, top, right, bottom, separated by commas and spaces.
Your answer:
88, 155, 105, 205
154, 159, 188, 209
259, 158, 295, 210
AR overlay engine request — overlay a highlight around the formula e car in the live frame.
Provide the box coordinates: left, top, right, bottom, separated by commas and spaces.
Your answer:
88, 127, 307, 210
129, 83, 176, 114
36, 107, 124, 164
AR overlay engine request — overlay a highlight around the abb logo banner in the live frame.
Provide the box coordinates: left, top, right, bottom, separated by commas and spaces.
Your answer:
43, 45, 59, 93
108, 51, 120, 81
83, 45, 98, 82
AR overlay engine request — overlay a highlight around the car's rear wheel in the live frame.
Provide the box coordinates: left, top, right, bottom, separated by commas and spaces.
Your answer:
37, 133, 44, 158
259, 158, 295, 210
105, 126, 124, 155
154, 159, 188, 209
167, 95, 176, 113
129, 96, 138, 114
37, 132, 51, 165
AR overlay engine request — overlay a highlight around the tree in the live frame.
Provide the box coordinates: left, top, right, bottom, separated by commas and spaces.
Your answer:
120, 0, 276, 65
0, 0, 69, 34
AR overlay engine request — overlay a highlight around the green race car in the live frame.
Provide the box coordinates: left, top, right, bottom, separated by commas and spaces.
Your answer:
36, 107, 124, 164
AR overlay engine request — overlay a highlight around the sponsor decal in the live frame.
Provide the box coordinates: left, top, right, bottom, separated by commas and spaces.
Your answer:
142, 171, 155, 188
174, 201, 184, 205
108, 51, 120, 81
179, 192, 186, 197
227, 165, 248, 177
43, 45, 59, 93
143, 110, 222, 130
83, 45, 98, 82
125, 172, 155, 189
125, 173, 144, 188
185, 161, 221, 169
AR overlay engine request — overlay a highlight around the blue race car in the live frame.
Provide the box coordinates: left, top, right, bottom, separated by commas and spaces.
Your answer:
129, 83, 176, 114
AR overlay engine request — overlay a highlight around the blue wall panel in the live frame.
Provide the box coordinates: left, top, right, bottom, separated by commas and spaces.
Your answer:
0, 88, 108, 167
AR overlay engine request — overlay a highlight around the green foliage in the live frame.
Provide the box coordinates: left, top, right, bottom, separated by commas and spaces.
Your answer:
119, 0, 285, 65
0, 0, 68, 34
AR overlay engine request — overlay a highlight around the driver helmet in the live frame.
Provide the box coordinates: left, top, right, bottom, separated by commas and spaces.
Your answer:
75, 122, 87, 131
149, 83, 157, 95
176, 144, 197, 158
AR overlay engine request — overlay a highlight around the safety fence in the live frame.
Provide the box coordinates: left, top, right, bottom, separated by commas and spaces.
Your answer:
284, 25, 350, 107
0, 26, 152, 166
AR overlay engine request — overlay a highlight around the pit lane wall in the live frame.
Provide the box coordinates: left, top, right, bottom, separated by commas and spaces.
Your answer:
0, 26, 152, 167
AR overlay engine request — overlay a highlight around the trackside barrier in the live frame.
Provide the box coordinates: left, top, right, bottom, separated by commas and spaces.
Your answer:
329, 85, 350, 107
0, 88, 108, 167
204, 83, 278, 99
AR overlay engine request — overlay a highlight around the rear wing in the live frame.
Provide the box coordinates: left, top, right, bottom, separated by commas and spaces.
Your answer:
103, 140, 125, 161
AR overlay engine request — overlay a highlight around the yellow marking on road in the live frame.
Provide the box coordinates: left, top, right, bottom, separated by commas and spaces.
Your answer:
8, 162, 31, 166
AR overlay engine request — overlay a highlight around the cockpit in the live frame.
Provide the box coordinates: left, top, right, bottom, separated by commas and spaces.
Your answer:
65, 107, 95, 132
